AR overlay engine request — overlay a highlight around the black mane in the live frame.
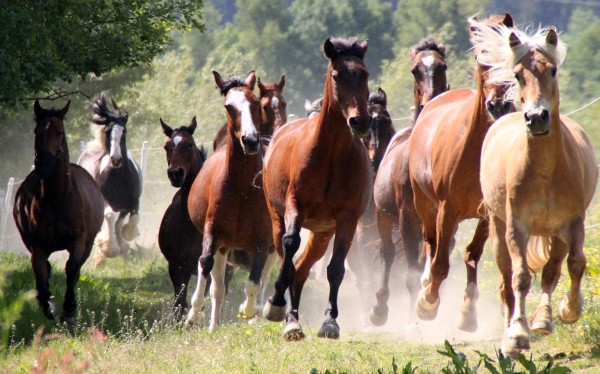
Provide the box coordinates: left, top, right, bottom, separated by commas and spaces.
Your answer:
90, 91, 128, 126
329, 37, 365, 58
411, 38, 446, 58
368, 92, 387, 108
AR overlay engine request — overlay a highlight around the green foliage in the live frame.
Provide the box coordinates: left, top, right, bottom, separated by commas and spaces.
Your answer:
0, 0, 204, 104
0, 266, 36, 352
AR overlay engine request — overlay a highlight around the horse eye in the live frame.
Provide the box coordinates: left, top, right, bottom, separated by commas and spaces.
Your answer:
551, 68, 557, 78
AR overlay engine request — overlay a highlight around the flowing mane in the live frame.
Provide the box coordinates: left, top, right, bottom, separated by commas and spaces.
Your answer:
217, 77, 248, 96
327, 37, 367, 58
86, 91, 129, 154
410, 38, 446, 58
469, 19, 567, 103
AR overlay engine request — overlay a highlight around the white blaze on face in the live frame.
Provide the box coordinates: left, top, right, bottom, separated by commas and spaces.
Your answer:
226, 90, 257, 140
421, 54, 435, 67
271, 96, 279, 109
110, 125, 124, 163
522, 98, 550, 117
173, 135, 183, 147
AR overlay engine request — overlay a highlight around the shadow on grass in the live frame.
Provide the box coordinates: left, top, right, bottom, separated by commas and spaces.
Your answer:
0, 252, 253, 349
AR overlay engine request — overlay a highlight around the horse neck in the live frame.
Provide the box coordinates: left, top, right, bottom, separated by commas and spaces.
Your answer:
526, 97, 563, 174
314, 69, 353, 150
180, 147, 203, 200
413, 84, 422, 124
468, 64, 494, 139
42, 142, 71, 204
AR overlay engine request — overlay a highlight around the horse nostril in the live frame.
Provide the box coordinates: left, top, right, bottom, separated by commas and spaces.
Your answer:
524, 112, 531, 122
349, 117, 359, 128
540, 110, 549, 122
486, 100, 495, 112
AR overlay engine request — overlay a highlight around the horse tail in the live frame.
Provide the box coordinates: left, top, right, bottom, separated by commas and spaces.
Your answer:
526, 236, 551, 273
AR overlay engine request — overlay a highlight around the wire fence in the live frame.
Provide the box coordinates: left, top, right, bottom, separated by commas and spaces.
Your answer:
0, 141, 178, 253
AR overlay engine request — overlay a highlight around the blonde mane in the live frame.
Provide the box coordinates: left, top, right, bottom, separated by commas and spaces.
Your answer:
469, 18, 567, 104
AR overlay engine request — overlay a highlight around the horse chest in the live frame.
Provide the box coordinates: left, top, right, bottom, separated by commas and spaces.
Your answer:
98, 165, 140, 210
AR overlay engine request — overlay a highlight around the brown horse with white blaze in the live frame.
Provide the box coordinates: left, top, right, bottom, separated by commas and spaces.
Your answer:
407, 14, 515, 332
474, 21, 597, 357
370, 38, 448, 326
13, 101, 104, 323
185, 70, 277, 330
262, 37, 372, 340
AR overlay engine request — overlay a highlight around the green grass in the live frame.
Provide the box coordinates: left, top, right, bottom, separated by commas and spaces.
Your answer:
0, 243, 599, 373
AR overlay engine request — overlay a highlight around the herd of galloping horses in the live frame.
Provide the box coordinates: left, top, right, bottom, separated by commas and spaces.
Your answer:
12, 13, 598, 357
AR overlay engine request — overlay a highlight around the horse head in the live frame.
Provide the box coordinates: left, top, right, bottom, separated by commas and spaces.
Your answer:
214, 70, 261, 155
91, 92, 129, 168
161, 116, 206, 187
409, 38, 448, 116
33, 100, 70, 179
258, 75, 287, 135
469, 13, 516, 120
323, 37, 370, 137
365, 88, 394, 173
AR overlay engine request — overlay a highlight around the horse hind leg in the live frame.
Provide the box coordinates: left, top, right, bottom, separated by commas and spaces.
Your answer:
94, 206, 120, 266
256, 249, 279, 313
531, 236, 566, 335
208, 250, 228, 331
370, 210, 395, 326
114, 212, 131, 256
239, 244, 270, 319
31, 250, 56, 320
457, 217, 488, 332
558, 218, 586, 324
121, 211, 140, 241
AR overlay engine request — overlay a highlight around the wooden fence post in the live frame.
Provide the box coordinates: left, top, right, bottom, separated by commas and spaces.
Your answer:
0, 177, 15, 251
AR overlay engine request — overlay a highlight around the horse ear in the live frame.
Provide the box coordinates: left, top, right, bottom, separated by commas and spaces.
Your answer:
437, 43, 446, 57
111, 98, 120, 111
409, 47, 417, 60
189, 116, 197, 134
378, 87, 387, 105
160, 118, 173, 137
324, 38, 337, 59
245, 70, 256, 91
213, 70, 226, 90
546, 28, 558, 47
278, 75, 285, 91
502, 13, 514, 28
257, 77, 267, 97
60, 100, 71, 118
34, 100, 43, 118
509, 32, 522, 49
358, 39, 368, 59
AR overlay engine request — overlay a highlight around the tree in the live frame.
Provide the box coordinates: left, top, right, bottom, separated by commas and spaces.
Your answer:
0, 0, 204, 105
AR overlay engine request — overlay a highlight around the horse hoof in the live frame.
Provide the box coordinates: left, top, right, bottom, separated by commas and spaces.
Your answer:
41, 297, 57, 320
239, 303, 257, 319
415, 291, 439, 321
184, 308, 204, 328
317, 318, 340, 339
61, 314, 76, 325
502, 334, 530, 359
558, 294, 582, 324
283, 322, 305, 341
121, 225, 139, 241
369, 305, 388, 326
531, 305, 553, 335
457, 310, 478, 332
263, 300, 286, 322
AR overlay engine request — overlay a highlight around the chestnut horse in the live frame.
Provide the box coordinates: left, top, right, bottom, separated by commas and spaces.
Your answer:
158, 116, 210, 316
370, 38, 448, 326
474, 22, 597, 356
212, 75, 286, 151
262, 37, 372, 340
78, 92, 142, 266
185, 71, 278, 330
13, 101, 104, 323
407, 14, 515, 332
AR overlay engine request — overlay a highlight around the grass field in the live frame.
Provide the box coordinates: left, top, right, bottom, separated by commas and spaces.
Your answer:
1, 220, 600, 374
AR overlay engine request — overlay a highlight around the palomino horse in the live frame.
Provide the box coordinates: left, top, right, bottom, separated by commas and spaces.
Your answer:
78, 92, 143, 266
13, 101, 104, 323
185, 71, 278, 330
407, 14, 515, 332
474, 21, 597, 356
370, 38, 448, 326
262, 37, 372, 340
304, 97, 323, 119
212, 75, 287, 151
158, 116, 210, 316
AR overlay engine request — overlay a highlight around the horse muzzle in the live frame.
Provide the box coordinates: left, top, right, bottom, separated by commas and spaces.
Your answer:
168, 168, 186, 187
241, 134, 260, 155
486, 99, 513, 120
525, 110, 550, 136
348, 115, 371, 138
34, 150, 58, 179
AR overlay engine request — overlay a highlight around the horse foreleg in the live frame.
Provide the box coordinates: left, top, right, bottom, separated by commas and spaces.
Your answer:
31, 250, 56, 320
559, 218, 586, 324
209, 250, 227, 331
531, 236, 566, 335
62, 237, 90, 324
256, 249, 279, 312
169, 262, 191, 319
121, 211, 140, 241
114, 212, 130, 256
95, 206, 119, 266
370, 210, 395, 326
491, 216, 513, 328
400, 202, 423, 322
503, 217, 531, 357
185, 225, 216, 328
239, 244, 269, 319
457, 218, 488, 332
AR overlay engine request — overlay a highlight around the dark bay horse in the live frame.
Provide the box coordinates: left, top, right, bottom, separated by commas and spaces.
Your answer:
78, 92, 143, 266
407, 14, 515, 332
13, 101, 104, 323
185, 71, 277, 330
370, 38, 448, 326
158, 116, 209, 316
475, 21, 597, 357
262, 37, 372, 340
212, 75, 287, 151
